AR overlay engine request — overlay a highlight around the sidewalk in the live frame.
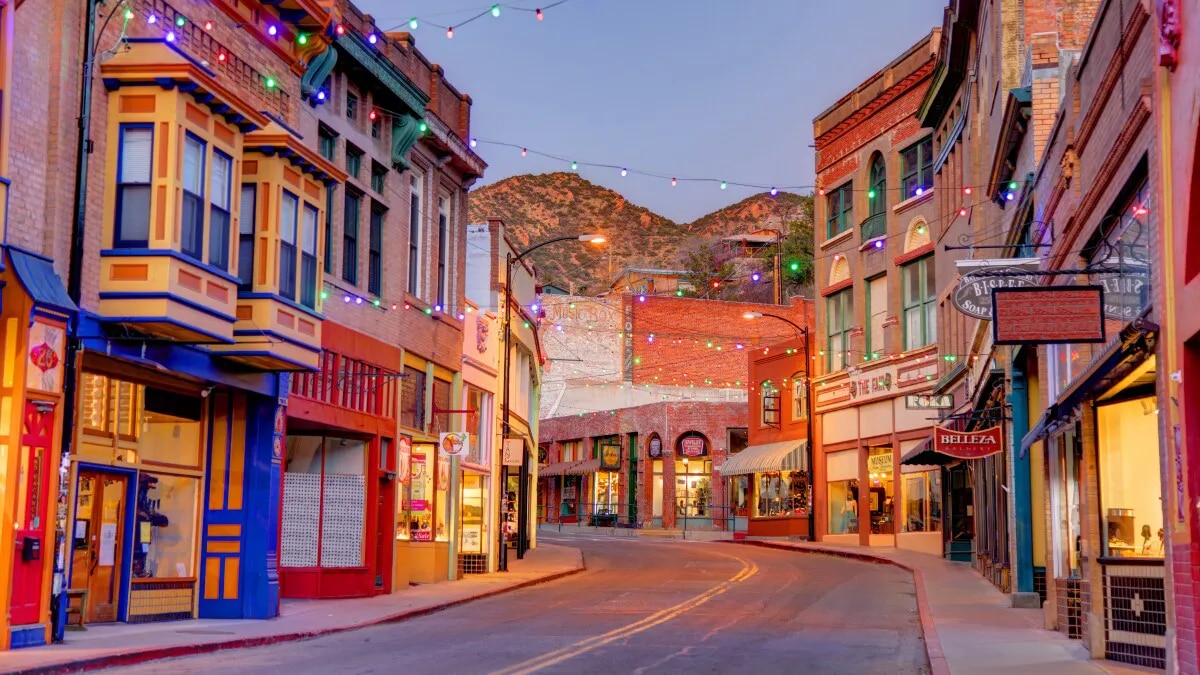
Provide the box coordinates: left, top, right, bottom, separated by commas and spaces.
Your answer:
3, 544, 583, 675
734, 540, 1150, 675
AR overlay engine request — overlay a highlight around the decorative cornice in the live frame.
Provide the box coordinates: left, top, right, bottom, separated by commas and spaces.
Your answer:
335, 32, 428, 116
424, 113, 487, 178
815, 59, 936, 152
1075, 2, 1150, 154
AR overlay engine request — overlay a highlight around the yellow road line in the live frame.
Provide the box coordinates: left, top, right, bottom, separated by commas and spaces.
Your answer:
490, 553, 760, 675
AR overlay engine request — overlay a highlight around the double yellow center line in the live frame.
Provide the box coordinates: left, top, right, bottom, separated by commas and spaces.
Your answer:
491, 554, 760, 675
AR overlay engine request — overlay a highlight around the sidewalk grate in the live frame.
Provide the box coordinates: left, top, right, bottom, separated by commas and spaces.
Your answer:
1101, 561, 1166, 670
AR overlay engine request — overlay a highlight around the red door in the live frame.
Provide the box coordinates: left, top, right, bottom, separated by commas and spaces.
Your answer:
10, 401, 55, 626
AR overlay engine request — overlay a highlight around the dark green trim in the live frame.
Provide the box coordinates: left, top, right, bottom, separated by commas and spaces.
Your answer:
335, 33, 428, 116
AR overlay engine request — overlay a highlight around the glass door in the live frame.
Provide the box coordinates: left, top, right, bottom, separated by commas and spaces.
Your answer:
71, 470, 128, 623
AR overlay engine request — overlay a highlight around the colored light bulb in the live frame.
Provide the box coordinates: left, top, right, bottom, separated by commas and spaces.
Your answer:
218, 52, 227, 62
1009, 181, 1018, 190
175, 15, 186, 27
818, 188, 825, 196
1005, 192, 1015, 201
336, 24, 345, 35
123, 8, 134, 20
571, 161, 577, 170
720, 180, 727, 190
638, 294, 646, 302
373, 299, 381, 306
536, 8, 544, 20
298, 33, 308, 45
369, 110, 377, 121
963, 186, 972, 195
915, 187, 924, 196
368, 33, 378, 44
874, 240, 884, 249
265, 77, 276, 89
770, 187, 778, 196
418, 121, 428, 133
147, 13, 157, 24
675, 290, 683, 296
521, 147, 527, 156
355, 297, 363, 305
958, 208, 966, 217
470, 137, 477, 148
409, 18, 419, 30
789, 261, 800, 272
621, 168, 627, 177
491, 4, 501, 17
320, 291, 328, 300
446, 26, 454, 38
204, 20, 213, 30
268, 25, 277, 36
317, 90, 326, 100
868, 189, 876, 199
166, 30, 176, 41
671, 177, 677, 187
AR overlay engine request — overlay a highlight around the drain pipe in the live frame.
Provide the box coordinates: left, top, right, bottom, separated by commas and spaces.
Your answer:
50, 0, 98, 643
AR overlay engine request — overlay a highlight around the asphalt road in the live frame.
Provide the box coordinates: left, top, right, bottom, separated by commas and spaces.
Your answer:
105, 533, 927, 674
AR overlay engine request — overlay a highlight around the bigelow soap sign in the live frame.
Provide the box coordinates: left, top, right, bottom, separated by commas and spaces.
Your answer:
952, 259, 1041, 320
933, 424, 1004, 459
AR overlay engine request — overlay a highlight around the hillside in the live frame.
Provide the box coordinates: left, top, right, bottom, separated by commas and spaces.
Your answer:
467, 172, 810, 293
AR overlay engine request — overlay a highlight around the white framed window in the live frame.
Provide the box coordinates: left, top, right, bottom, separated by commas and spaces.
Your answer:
437, 195, 450, 308
408, 171, 424, 297
209, 151, 232, 270
116, 126, 153, 247
237, 184, 255, 288
181, 134, 206, 261
279, 191, 299, 301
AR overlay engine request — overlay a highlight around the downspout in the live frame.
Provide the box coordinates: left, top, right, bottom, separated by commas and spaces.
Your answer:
52, 0, 98, 643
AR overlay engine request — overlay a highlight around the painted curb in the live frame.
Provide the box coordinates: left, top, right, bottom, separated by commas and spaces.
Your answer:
9, 561, 586, 675
728, 540, 950, 675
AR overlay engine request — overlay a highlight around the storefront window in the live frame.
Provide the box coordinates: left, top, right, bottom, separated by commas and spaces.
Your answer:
1098, 398, 1163, 558
135, 473, 198, 578
652, 460, 664, 518
902, 470, 942, 533
281, 435, 367, 568
466, 387, 488, 466
867, 446, 895, 534
731, 475, 749, 516
460, 474, 487, 554
1049, 428, 1082, 577
674, 459, 712, 517
435, 454, 449, 542
595, 471, 619, 514
828, 479, 860, 534
403, 445, 439, 541
754, 471, 808, 517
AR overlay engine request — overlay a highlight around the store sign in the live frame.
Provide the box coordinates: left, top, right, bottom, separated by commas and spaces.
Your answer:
952, 259, 1042, 319
680, 436, 706, 457
933, 424, 1004, 459
867, 453, 893, 475
849, 372, 892, 400
1094, 266, 1150, 321
815, 357, 938, 412
502, 439, 524, 467
648, 436, 662, 458
992, 287, 1106, 344
906, 394, 954, 409
438, 431, 469, 458
599, 444, 621, 470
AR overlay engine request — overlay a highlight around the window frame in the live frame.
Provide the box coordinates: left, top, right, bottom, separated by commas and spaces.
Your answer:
324, 185, 336, 275
790, 374, 808, 421
317, 124, 337, 162
760, 381, 781, 428
300, 203, 319, 309
408, 171, 424, 296
345, 145, 362, 179
437, 196, 449, 308
115, 123, 154, 248
825, 182, 853, 239
826, 288, 853, 372
208, 149, 233, 271
865, 275, 887, 359
371, 162, 386, 194
346, 91, 359, 121
342, 189, 361, 285
278, 190, 300, 301
902, 256, 937, 350
900, 137, 934, 198
868, 154, 886, 216
180, 132, 207, 262
368, 204, 384, 296
237, 184, 256, 289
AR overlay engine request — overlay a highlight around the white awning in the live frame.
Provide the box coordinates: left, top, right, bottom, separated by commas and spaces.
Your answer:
719, 440, 808, 476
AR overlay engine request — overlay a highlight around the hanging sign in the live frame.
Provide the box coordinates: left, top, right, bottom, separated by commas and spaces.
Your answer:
933, 424, 1004, 459
906, 394, 954, 409
439, 431, 469, 457
396, 437, 412, 484
952, 259, 1041, 319
502, 439, 524, 467
599, 443, 621, 470
648, 436, 662, 458
680, 436, 706, 457
992, 287, 1106, 344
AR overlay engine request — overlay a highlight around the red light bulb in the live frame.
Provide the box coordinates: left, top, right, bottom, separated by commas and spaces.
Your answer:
446, 26, 454, 38
963, 187, 972, 195
336, 24, 345, 35
521, 147, 527, 156
818, 188, 825, 196
536, 8, 543, 20
204, 20, 213, 30
217, 51, 227, 62
959, 207, 967, 217
369, 110, 377, 121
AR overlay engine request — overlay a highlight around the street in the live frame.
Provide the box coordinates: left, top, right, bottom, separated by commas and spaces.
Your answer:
104, 535, 927, 674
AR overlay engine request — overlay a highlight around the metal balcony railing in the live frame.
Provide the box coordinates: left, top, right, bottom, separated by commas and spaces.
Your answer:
861, 212, 887, 242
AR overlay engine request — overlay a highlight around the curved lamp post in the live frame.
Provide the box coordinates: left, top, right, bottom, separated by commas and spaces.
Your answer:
743, 311, 815, 542
499, 234, 605, 571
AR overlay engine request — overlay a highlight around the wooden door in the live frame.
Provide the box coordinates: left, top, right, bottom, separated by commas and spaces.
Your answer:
70, 471, 126, 623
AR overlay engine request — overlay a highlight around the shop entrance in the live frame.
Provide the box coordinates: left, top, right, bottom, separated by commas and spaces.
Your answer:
70, 469, 129, 624
10, 401, 56, 626
947, 463, 974, 561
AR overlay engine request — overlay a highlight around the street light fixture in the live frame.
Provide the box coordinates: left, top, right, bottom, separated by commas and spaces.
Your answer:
499, 232, 606, 572
743, 310, 815, 542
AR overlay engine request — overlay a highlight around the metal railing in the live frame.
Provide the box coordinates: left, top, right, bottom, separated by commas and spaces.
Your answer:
860, 211, 887, 242
539, 502, 740, 533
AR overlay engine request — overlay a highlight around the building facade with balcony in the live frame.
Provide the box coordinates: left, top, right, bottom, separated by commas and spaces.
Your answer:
275, 4, 484, 598
811, 31, 945, 554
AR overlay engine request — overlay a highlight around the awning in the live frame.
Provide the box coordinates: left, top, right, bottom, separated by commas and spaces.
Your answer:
8, 246, 78, 316
718, 440, 808, 476
565, 458, 602, 475
538, 462, 577, 477
900, 437, 959, 466
1019, 318, 1156, 458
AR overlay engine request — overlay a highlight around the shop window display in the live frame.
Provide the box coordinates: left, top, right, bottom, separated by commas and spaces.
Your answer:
867, 446, 895, 534
754, 471, 809, 517
1098, 398, 1164, 558
459, 474, 487, 554
730, 475, 749, 517
400, 444, 449, 542
652, 460, 664, 518
134, 473, 198, 578
595, 472, 619, 515
828, 479, 860, 534
674, 459, 712, 517
902, 470, 942, 533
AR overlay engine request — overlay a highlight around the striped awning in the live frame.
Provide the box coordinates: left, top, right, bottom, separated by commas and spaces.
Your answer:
538, 462, 577, 477
565, 458, 602, 475
719, 440, 808, 476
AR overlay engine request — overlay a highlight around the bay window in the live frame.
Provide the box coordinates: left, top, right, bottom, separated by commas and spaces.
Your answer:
279, 191, 298, 301
237, 185, 255, 288
300, 204, 318, 309
180, 134, 205, 261
115, 125, 153, 247
209, 151, 232, 270
902, 256, 936, 350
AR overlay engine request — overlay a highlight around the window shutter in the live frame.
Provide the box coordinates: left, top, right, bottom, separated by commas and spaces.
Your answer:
120, 128, 153, 183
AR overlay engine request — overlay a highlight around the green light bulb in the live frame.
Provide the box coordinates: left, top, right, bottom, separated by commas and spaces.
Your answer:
123, 8, 134, 20
1009, 181, 1018, 190
571, 161, 578, 171
789, 261, 800, 272
373, 298, 381, 306
868, 189, 876, 199
720, 181, 727, 190
418, 121, 428, 133
409, 17, 419, 30
265, 77, 276, 89
175, 15, 186, 27
491, 4, 501, 17
298, 34, 308, 45
320, 290, 328, 300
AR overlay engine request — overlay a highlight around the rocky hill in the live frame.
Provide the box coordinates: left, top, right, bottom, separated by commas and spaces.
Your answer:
467, 172, 810, 294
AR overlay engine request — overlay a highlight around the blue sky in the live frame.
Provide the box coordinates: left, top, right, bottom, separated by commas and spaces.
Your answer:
356, 0, 947, 222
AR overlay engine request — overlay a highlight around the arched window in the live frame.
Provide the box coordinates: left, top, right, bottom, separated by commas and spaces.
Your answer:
869, 154, 887, 216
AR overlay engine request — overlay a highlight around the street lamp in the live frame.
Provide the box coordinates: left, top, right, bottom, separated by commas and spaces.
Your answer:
743, 311, 815, 542
499, 233, 605, 571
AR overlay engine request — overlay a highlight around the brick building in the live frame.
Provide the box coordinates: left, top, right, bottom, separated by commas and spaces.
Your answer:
538, 401, 746, 530
811, 31, 944, 555
1152, 1, 1200, 670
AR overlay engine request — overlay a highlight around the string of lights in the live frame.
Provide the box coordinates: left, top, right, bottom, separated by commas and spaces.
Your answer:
380, 1, 574, 38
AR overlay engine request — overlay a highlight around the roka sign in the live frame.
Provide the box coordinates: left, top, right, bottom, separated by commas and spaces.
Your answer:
933, 424, 1004, 459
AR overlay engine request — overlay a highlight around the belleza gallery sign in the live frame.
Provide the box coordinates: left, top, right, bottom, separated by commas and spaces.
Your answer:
933, 424, 1004, 459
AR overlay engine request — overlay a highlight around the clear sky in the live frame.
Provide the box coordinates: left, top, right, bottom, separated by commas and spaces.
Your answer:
356, 0, 947, 223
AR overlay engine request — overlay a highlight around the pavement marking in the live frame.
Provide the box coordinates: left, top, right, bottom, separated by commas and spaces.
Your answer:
489, 551, 759, 675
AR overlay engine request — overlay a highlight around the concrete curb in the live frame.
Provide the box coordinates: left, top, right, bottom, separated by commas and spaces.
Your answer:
728, 540, 949, 675
10, 558, 586, 675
